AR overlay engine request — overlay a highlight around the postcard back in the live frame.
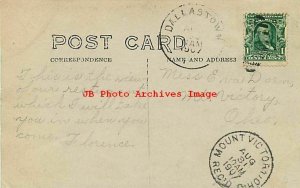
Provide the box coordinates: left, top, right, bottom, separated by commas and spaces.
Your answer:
1, 0, 300, 188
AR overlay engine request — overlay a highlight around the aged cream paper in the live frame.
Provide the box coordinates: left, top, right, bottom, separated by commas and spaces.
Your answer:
1, 0, 300, 188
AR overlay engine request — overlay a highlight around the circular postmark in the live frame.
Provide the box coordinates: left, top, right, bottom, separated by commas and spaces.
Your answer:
159, 3, 225, 69
209, 131, 273, 188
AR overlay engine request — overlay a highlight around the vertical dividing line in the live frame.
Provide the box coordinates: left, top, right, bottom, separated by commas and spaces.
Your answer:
147, 58, 150, 157
146, 58, 151, 186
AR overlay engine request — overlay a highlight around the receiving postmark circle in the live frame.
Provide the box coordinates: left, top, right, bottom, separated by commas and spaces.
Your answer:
159, 3, 225, 69
209, 131, 273, 188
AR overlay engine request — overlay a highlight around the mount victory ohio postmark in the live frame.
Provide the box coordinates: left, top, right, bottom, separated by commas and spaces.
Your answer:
209, 131, 273, 188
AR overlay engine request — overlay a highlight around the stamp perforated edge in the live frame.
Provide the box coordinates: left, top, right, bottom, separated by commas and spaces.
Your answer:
243, 13, 288, 68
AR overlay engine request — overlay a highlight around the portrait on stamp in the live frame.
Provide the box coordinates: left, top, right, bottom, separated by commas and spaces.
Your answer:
244, 13, 286, 62
254, 22, 276, 51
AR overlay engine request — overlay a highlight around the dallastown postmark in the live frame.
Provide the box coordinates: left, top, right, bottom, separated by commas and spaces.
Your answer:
159, 3, 227, 69
209, 131, 273, 188
244, 13, 287, 67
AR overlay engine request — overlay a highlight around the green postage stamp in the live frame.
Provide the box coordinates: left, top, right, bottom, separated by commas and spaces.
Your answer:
244, 13, 287, 65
